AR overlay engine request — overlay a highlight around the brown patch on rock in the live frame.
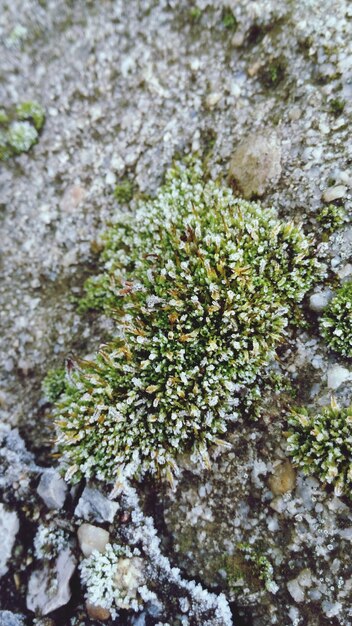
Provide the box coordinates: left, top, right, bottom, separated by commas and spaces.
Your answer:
268, 460, 296, 495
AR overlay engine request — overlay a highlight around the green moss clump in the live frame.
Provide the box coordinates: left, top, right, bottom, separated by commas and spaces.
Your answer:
317, 203, 346, 233
55, 160, 319, 484
329, 98, 345, 117
0, 100, 45, 160
222, 8, 237, 31
16, 101, 45, 131
287, 399, 352, 498
113, 179, 134, 204
42, 367, 68, 403
260, 57, 287, 88
320, 282, 352, 357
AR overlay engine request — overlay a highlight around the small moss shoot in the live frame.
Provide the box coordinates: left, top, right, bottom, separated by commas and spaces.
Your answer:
53, 159, 319, 485
42, 367, 68, 403
260, 57, 287, 88
317, 203, 346, 233
0, 100, 45, 160
329, 98, 345, 117
320, 281, 352, 357
113, 179, 134, 204
221, 8, 237, 31
287, 398, 352, 498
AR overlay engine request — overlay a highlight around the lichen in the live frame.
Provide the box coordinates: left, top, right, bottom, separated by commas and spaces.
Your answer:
287, 398, 352, 498
320, 281, 352, 357
54, 160, 319, 484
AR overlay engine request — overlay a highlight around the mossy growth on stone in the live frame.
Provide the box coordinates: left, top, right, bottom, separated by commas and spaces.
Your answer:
317, 203, 346, 233
42, 367, 68, 403
0, 100, 45, 160
113, 179, 134, 204
287, 398, 352, 498
320, 281, 352, 358
54, 159, 319, 484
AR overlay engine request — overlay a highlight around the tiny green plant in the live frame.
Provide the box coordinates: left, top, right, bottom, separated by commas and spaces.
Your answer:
287, 398, 352, 498
222, 8, 237, 31
317, 203, 346, 233
54, 159, 319, 485
42, 367, 68, 403
113, 179, 134, 204
0, 100, 45, 160
320, 281, 352, 358
237, 543, 278, 594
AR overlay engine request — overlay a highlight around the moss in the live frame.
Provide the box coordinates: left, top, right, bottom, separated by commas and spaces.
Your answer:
287, 398, 352, 498
320, 281, 352, 357
329, 98, 345, 117
16, 101, 45, 131
189, 6, 202, 22
260, 57, 287, 88
0, 101, 45, 160
113, 179, 134, 204
54, 159, 319, 484
221, 8, 237, 31
224, 544, 278, 594
42, 367, 68, 403
317, 203, 346, 233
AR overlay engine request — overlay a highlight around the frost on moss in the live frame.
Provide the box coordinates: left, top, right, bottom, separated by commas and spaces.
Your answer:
54, 160, 319, 484
80, 543, 149, 618
320, 281, 352, 357
0, 101, 45, 160
8, 121, 38, 154
287, 398, 352, 498
317, 203, 346, 233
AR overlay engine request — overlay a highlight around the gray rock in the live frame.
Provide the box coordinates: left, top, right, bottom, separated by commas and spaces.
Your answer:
0, 423, 37, 496
0, 503, 19, 578
229, 133, 282, 198
309, 288, 333, 313
26, 548, 76, 615
37, 469, 67, 510
322, 185, 347, 202
77, 523, 110, 557
74, 486, 119, 523
327, 364, 352, 390
0, 611, 25, 626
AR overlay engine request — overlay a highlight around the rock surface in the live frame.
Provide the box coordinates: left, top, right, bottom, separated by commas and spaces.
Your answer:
229, 133, 282, 198
26, 548, 76, 615
77, 523, 110, 557
0, 504, 19, 578
37, 469, 67, 510
75, 486, 119, 523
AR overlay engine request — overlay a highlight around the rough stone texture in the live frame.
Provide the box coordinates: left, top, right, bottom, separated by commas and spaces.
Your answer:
26, 548, 76, 615
37, 469, 67, 510
0, 504, 19, 578
228, 133, 282, 198
77, 523, 110, 557
74, 486, 119, 523
0, 612, 25, 626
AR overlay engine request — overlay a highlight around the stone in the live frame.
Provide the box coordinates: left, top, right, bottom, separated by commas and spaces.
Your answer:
268, 461, 296, 496
77, 523, 110, 557
86, 601, 111, 621
322, 185, 347, 203
205, 92, 222, 109
74, 486, 119, 523
0, 504, 19, 577
229, 133, 282, 198
327, 364, 352, 390
26, 548, 76, 615
60, 185, 86, 212
37, 470, 67, 510
0, 612, 25, 626
287, 577, 305, 603
309, 288, 333, 313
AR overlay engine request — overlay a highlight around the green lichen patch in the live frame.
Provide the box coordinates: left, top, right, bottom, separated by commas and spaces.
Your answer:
320, 281, 352, 357
54, 160, 319, 485
287, 399, 352, 498
0, 100, 45, 160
